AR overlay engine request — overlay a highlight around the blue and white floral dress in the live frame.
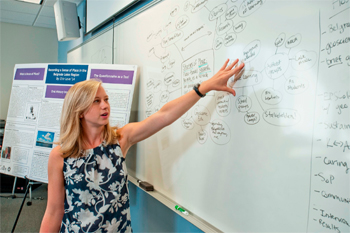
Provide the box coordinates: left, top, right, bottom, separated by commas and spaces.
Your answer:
60, 142, 132, 233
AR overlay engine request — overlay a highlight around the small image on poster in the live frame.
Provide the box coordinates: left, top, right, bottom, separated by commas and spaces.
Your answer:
36, 131, 55, 148
1, 146, 11, 160
25, 103, 39, 121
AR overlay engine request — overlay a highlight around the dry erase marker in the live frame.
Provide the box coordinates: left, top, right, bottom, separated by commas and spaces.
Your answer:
175, 205, 189, 215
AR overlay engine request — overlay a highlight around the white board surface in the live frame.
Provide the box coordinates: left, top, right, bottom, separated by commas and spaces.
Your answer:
112, 0, 350, 232
67, 29, 113, 64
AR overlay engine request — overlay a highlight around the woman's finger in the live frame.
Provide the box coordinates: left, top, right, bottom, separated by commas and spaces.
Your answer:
231, 62, 245, 75
232, 68, 244, 82
220, 59, 230, 71
226, 59, 239, 70
224, 86, 236, 96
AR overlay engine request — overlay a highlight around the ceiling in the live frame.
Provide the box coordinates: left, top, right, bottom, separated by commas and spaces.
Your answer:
0, 0, 83, 29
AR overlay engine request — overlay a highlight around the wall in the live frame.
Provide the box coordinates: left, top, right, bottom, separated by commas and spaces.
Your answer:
58, 0, 202, 232
0, 22, 58, 120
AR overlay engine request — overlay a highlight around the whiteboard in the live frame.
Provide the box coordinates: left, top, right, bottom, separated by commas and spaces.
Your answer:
112, 0, 350, 232
67, 29, 114, 64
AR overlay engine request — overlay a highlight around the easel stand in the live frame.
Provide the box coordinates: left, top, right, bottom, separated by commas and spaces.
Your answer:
11, 177, 17, 199
11, 178, 42, 233
10, 176, 41, 203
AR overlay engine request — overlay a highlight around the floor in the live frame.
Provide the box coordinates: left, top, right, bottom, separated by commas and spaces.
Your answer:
0, 183, 47, 233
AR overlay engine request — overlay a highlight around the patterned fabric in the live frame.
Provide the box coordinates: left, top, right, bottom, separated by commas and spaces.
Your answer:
60, 142, 132, 233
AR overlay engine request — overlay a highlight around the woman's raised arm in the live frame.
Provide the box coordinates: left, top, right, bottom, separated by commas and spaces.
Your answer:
118, 59, 244, 156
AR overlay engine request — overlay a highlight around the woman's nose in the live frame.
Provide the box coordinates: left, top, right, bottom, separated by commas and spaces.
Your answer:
101, 100, 109, 108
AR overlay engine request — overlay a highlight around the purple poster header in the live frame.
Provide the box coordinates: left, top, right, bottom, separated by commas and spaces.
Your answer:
90, 69, 134, 85
45, 85, 71, 99
15, 68, 45, 81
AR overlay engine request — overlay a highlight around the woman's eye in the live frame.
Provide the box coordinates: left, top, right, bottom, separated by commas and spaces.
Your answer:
94, 99, 100, 103
105, 98, 109, 102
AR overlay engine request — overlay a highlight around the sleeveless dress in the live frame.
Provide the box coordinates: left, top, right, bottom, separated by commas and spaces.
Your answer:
60, 142, 132, 233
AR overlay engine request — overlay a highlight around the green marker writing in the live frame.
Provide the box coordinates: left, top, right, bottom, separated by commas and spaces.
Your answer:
175, 205, 189, 215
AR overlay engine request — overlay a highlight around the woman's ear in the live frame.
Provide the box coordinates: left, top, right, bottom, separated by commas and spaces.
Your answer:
79, 114, 83, 118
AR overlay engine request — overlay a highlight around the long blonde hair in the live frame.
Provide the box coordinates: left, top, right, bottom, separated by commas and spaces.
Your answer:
58, 79, 118, 158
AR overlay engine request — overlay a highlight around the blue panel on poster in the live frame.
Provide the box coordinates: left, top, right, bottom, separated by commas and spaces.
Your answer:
46, 64, 88, 84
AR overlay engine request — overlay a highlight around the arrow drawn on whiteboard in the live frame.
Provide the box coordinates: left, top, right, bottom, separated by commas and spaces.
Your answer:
148, 46, 167, 60
181, 31, 212, 51
148, 47, 159, 58
174, 44, 184, 60
252, 85, 265, 111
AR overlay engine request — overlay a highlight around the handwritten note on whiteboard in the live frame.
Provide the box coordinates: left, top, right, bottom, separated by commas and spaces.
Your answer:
307, 2, 350, 233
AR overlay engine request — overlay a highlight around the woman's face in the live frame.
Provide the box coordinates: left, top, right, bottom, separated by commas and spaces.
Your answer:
81, 86, 110, 128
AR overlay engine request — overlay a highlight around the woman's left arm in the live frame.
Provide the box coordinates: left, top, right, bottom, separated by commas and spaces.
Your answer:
118, 59, 244, 155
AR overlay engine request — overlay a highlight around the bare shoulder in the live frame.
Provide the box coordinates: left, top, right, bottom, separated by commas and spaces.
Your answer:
48, 145, 63, 169
50, 145, 62, 156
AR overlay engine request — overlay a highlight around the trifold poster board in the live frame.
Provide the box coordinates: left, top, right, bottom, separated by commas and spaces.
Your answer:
0, 63, 137, 183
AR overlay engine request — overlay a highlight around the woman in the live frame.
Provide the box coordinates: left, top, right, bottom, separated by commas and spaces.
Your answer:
40, 59, 244, 232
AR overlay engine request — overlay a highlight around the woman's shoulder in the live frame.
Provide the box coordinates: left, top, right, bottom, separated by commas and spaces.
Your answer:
50, 145, 62, 156
48, 145, 64, 171
50, 145, 63, 159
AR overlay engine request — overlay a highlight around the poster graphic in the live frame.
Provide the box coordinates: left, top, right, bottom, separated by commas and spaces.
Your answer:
36, 131, 55, 148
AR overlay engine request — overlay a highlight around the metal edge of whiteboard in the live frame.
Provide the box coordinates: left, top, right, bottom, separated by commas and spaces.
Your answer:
112, 0, 163, 28
128, 175, 223, 233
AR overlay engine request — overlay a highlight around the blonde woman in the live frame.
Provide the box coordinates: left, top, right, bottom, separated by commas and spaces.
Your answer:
40, 59, 244, 233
